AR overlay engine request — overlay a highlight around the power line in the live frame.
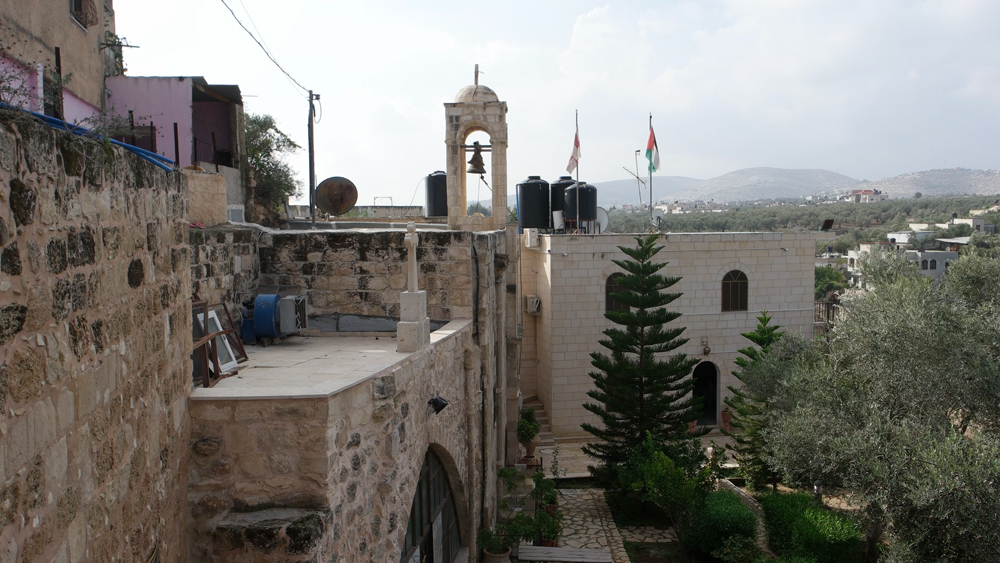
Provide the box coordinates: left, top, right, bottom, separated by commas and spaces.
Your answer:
218, 0, 309, 96
236, 0, 306, 100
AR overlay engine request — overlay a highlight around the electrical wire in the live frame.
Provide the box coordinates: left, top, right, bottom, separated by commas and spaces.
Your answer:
314, 97, 322, 123
235, 0, 305, 100
218, 0, 309, 98
408, 176, 424, 207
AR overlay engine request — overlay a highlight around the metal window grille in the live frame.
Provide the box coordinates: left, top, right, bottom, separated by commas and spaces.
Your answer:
721, 270, 748, 312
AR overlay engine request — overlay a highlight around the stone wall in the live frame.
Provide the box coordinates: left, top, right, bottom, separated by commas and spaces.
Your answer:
187, 321, 484, 563
0, 114, 192, 562
189, 223, 262, 315
258, 230, 474, 321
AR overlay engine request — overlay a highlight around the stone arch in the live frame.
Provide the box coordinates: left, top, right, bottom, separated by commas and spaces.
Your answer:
692, 360, 719, 426
398, 444, 469, 563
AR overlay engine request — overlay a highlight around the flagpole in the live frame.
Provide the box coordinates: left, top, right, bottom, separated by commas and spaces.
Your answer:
649, 113, 654, 231
575, 110, 580, 233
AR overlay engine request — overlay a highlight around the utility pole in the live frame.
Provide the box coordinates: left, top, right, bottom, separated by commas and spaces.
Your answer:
308, 90, 319, 229
633, 150, 644, 207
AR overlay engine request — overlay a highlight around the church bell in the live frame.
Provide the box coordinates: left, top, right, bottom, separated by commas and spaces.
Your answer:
467, 141, 487, 175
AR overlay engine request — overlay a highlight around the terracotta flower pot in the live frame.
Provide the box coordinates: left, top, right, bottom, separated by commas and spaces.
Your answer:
688, 420, 698, 433
521, 435, 539, 458
482, 548, 511, 563
721, 409, 732, 432
545, 504, 558, 515
541, 538, 557, 547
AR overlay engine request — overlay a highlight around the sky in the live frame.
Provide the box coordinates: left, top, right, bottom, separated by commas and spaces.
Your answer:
115, 0, 1000, 206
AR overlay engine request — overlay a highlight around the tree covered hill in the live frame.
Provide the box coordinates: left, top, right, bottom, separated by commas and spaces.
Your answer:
859, 168, 1000, 198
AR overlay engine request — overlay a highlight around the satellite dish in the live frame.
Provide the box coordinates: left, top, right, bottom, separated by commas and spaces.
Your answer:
596, 207, 609, 234
315, 177, 358, 216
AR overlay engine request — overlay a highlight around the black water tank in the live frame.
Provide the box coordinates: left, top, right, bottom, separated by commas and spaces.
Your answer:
425, 171, 447, 217
565, 183, 598, 222
517, 176, 550, 229
549, 176, 574, 229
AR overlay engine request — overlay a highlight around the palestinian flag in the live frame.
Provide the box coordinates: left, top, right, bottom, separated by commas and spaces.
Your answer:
646, 125, 660, 173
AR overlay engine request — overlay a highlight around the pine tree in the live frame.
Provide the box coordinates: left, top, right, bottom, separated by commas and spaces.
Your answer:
582, 235, 699, 483
723, 311, 783, 490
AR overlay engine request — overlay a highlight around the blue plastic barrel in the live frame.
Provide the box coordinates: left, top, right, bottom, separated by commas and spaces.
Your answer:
254, 294, 282, 338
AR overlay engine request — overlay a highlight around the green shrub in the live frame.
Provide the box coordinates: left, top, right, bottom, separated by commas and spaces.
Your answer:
792, 508, 862, 563
759, 492, 862, 563
760, 492, 816, 555
682, 490, 758, 555
517, 408, 541, 443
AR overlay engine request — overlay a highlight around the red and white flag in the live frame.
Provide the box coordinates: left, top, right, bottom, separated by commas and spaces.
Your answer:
566, 116, 581, 174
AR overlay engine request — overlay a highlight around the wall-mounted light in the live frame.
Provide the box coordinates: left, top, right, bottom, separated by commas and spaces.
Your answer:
701, 338, 710, 355
428, 396, 450, 414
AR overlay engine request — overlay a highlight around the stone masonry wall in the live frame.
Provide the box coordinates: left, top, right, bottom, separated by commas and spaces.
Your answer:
187, 322, 484, 563
0, 114, 192, 562
189, 223, 262, 315
258, 230, 474, 321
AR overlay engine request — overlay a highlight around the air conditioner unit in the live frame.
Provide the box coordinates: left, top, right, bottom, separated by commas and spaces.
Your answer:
278, 296, 307, 335
525, 294, 541, 315
523, 228, 538, 248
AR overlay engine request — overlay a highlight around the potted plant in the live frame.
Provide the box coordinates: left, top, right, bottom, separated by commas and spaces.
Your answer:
478, 513, 532, 563
721, 407, 732, 432
535, 510, 563, 547
517, 408, 541, 461
530, 470, 559, 514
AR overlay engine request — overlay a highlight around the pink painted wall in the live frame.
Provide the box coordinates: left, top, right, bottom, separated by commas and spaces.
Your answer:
62, 88, 99, 124
106, 76, 194, 167
1, 55, 42, 112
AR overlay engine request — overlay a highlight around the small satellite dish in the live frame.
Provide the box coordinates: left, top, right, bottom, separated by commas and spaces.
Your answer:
596, 207, 609, 234
315, 177, 358, 216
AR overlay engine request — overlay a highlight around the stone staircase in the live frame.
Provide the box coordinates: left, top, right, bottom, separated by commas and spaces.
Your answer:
522, 396, 555, 446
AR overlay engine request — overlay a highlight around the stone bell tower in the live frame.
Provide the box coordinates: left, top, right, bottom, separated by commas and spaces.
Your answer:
444, 66, 508, 231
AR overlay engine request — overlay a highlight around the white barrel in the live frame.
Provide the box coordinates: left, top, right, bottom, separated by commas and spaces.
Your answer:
552, 210, 564, 230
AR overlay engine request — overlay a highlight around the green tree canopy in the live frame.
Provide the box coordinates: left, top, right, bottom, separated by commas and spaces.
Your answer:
582, 235, 700, 485
246, 113, 301, 210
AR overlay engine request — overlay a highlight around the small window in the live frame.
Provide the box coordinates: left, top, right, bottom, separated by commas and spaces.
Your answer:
930, 259, 937, 270
606, 273, 628, 313
945, 261, 950, 270
70, 0, 98, 27
721, 270, 748, 312
849, 258, 855, 268
921, 259, 928, 270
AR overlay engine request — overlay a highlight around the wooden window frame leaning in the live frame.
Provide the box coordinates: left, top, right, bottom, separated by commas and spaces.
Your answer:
191, 298, 248, 388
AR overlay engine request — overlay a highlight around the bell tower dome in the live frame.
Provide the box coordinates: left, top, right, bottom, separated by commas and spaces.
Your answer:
444, 65, 508, 231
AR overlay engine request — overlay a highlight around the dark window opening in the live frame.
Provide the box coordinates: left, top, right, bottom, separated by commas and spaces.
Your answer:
605, 273, 628, 313
693, 361, 718, 426
930, 259, 937, 270
921, 259, 928, 270
401, 450, 462, 563
721, 270, 748, 312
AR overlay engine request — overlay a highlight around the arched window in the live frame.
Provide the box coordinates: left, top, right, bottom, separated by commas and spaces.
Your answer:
721, 270, 748, 312
930, 259, 937, 270
692, 361, 718, 426
606, 273, 628, 313
401, 450, 462, 563
921, 259, 928, 270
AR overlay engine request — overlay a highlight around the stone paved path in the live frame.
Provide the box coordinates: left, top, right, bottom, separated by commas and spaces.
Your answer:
544, 489, 681, 563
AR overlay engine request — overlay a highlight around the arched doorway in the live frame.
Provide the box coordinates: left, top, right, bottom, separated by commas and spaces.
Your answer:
400, 449, 462, 563
692, 361, 718, 426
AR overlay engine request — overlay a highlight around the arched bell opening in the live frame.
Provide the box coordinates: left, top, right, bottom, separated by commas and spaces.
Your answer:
692, 361, 719, 426
399, 448, 465, 563
463, 129, 492, 218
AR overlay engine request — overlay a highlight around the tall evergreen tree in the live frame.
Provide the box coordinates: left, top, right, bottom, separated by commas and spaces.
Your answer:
582, 235, 699, 483
723, 311, 783, 489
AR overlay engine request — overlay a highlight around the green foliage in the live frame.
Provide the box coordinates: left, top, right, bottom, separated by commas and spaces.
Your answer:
856, 246, 920, 289
619, 434, 712, 531
813, 266, 847, 301
759, 492, 862, 563
530, 469, 558, 507
724, 312, 783, 490
467, 201, 492, 216
517, 408, 541, 444
582, 235, 699, 484
760, 268, 1000, 561
711, 534, 763, 563
534, 509, 564, 540
477, 513, 533, 554
609, 195, 1000, 236
682, 490, 758, 556
940, 254, 1000, 308
246, 113, 301, 210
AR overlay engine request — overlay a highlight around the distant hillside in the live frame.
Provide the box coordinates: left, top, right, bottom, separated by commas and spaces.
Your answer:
859, 168, 1000, 198
692, 168, 859, 202
591, 176, 704, 207
593, 167, 859, 205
